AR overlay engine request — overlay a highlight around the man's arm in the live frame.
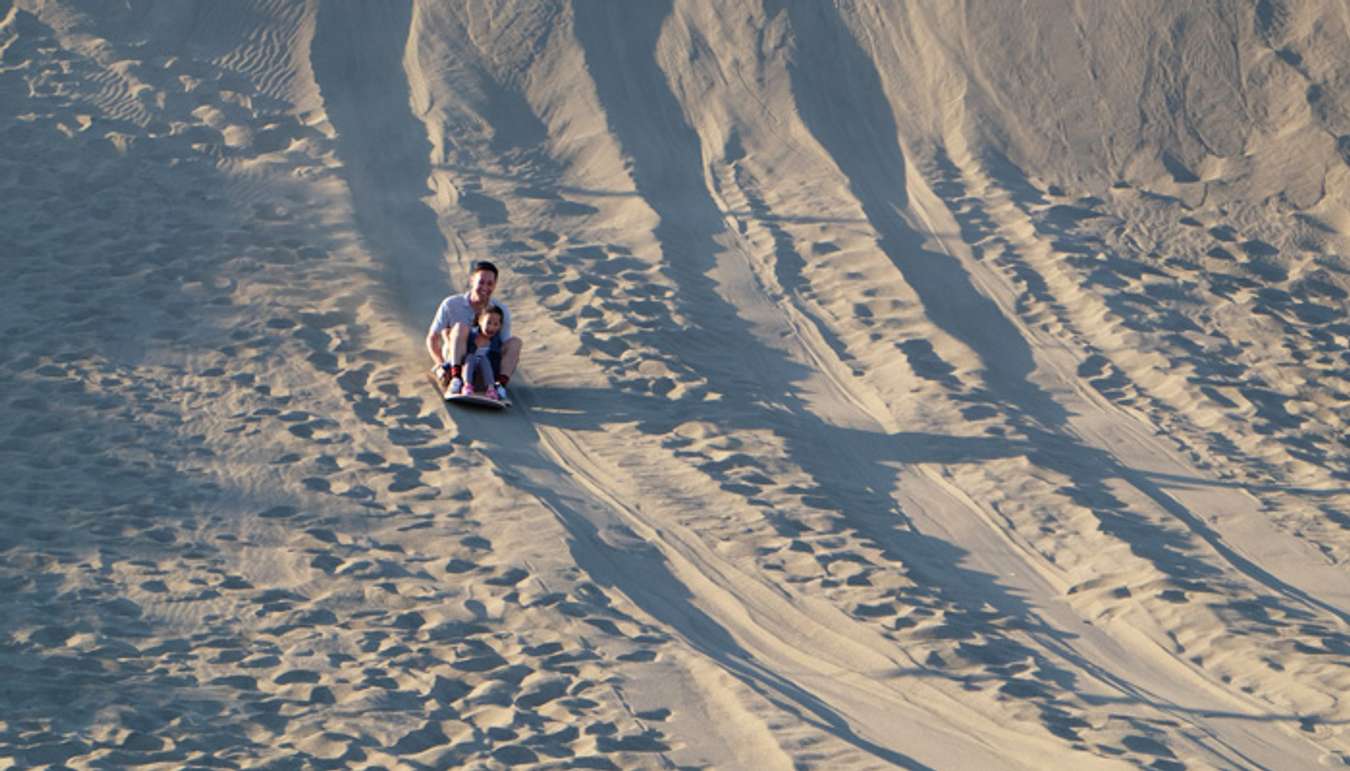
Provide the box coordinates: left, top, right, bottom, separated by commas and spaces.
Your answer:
426, 298, 449, 366
426, 328, 445, 366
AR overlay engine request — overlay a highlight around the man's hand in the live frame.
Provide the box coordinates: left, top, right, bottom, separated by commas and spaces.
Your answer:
432, 362, 452, 388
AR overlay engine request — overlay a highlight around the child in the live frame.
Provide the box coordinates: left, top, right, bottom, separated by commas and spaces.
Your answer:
460, 306, 506, 400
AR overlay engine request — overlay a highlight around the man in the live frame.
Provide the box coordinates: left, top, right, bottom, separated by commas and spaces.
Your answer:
426, 260, 522, 401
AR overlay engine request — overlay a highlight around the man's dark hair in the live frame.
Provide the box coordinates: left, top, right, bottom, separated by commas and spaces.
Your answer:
472, 260, 499, 278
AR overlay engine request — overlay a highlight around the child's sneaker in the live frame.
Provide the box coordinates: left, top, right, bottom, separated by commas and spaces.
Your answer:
493, 383, 509, 403
448, 376, 463, 396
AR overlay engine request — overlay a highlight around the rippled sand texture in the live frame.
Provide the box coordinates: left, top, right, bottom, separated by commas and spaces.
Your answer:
2, 1, 1347, 768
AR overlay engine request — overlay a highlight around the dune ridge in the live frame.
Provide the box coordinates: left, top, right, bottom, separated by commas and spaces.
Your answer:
1, 1, 1347, 767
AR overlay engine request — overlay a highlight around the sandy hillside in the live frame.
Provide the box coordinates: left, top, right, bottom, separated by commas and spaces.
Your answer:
2, 0, 1347, 768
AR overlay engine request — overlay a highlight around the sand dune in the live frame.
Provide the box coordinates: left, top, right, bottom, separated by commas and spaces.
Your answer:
2, 1, 1347, 767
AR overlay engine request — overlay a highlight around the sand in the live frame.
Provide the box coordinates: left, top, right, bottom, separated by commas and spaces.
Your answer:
1, 1, 1347, 768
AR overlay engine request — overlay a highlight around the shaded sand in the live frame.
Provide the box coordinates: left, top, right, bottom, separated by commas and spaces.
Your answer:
1, 1, 1347, 768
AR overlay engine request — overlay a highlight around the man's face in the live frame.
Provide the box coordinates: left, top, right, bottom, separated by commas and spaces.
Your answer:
469, 268, 496, 302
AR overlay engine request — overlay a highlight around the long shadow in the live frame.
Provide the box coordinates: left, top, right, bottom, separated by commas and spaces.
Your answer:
574, 0, 1082, 613
564, 1, 1327, 756
527, 385, 1350, 499
477, 413, 932, 769
777, 1, 1350, 625
570, 0, 1009, 583
959, 142, 1350, 565
723, 152, 866, 381
570, 2, 745, 367
560, 2, 1101, 760
926, 142, 1350, 613
519, 381, 1350, 735
773, 0, 1069, 430
309, 1, 451, 327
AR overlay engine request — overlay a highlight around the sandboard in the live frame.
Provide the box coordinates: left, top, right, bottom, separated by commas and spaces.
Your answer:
448, 391, 508, 409
427, 371, 510, 409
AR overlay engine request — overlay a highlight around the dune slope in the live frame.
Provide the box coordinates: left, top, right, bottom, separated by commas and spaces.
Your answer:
2, 1, 1347, 767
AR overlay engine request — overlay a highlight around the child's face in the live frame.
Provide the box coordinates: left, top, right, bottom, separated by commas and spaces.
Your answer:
481, 312, 502, 337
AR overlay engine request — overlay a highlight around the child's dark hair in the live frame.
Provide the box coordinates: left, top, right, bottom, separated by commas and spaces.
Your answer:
478, 305, 504, 323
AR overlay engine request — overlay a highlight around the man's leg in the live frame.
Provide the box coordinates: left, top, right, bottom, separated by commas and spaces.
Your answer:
438, 323, 471, 391
500, 336, 523, 380
444, 324, 471, 366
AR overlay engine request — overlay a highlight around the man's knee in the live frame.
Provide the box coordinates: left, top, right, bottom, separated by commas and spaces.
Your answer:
441, 323, 470, 361
499, 336, 522, 376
